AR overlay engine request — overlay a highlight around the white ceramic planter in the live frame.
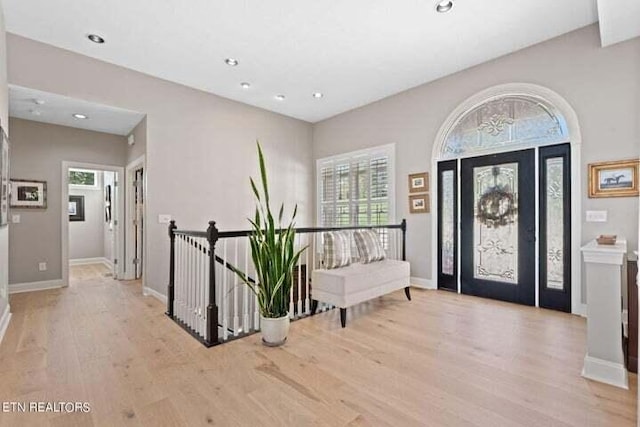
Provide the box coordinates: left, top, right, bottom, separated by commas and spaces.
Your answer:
260, 314, 290, 347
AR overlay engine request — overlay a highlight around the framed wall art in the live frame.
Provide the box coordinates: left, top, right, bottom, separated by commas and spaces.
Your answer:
408, 172, 429, 193
588, 159, 639, 198
409, 194, 429, 214
69, 195, 85, 222
10, 179, 47, 209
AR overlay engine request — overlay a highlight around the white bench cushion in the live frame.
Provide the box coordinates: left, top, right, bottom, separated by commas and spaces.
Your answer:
312, 259, 410, 308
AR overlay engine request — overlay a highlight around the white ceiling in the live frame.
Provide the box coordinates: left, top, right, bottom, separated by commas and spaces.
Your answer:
597, 0, 640, 47
2, 0, 602, 123
9, 85, 145, 135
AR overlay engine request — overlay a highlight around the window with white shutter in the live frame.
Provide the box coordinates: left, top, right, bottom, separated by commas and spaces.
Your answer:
316, 144, 395, 230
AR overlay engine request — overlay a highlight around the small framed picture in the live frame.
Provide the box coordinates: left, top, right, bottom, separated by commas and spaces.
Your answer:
10, 179, 47, 209
408, 172, 429, 193
409, 194, 429, 214
588, 159, 639, 198
69, 195, 85, 222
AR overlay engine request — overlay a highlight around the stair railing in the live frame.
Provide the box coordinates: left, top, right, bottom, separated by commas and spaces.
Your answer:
167, 219, 407, 347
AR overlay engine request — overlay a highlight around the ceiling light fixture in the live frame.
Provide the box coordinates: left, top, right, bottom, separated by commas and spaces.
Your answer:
73, 113, 88, 119
225, 58, 239, 66
436, 1, 453, 13
87, 34, 105, 44
275, 94, 286, 101
312, 92, 323, 99
29, 109, 41, 116
34, 99, 45, 105
240, 82, 251, 89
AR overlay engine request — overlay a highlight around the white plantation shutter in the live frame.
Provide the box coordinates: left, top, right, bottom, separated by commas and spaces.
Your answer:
317, 144, 395, 228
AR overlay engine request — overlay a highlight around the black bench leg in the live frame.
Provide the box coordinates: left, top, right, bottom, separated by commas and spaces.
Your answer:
404, 286, 412, 301
311, 299, 318, 315
340, 308, 347, 328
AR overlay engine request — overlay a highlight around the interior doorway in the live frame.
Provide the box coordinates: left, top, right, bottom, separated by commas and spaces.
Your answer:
67, 167, 117, 278
431, 84, 582, 314
62, 162, 125, 286
133, 167, 144, 280
125, 155, 146, 284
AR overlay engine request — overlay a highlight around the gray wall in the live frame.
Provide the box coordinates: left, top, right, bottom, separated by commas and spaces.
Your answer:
127, 116, 146, 165
7, 34, 314, 294
8, 118, 127, 284
313, 24, 640, 282
0, 2, 9, 314
69, 172, 105, 260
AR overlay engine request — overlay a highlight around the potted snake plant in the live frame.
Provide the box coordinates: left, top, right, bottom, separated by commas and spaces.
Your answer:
232, 142, 306, 346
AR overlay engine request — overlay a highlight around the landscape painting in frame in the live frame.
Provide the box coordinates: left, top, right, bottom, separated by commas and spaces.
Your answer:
0, 125, 9, 226
588, 159, 639, 198
409, 194, 429, 214
10, 179, 47, 209
408, 172, 429, 193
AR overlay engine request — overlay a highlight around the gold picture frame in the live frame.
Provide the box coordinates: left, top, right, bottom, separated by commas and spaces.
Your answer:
588, 159, 639, 198
408, 172, 428, 193
409, 194, 429, 214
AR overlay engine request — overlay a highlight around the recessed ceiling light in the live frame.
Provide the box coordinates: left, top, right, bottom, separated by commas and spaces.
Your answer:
34, 99, 45, 105
87, 34, 105, 44
73, 113, 88, 119
436, 1, 453, 13
312, 92, 323, 99
225, 58, 239, 66
240, 82, 251, 89
275, 94, 286, 101
29, 109, 41, 116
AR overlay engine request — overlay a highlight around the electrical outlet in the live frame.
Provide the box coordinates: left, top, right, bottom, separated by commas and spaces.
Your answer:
38, 262, 47, 272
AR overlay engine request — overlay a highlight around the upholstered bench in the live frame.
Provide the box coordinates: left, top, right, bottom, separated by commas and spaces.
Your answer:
311, 258, 411, 327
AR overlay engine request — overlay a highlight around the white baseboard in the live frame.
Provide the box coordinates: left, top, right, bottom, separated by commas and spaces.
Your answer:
0, 305, 12, 345
143, 286, 167, 305
70, 257, 112, 269
9, 279, 64, 294
582, 354, 629, 389
411, 277, 435, 289
574, 303, 587, 317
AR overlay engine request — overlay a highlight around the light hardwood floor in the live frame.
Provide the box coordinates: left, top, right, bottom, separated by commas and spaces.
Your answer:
0, 264, 636, 426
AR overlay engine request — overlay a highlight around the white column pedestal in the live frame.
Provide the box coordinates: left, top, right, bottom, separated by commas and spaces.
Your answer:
581, 239, 628, 389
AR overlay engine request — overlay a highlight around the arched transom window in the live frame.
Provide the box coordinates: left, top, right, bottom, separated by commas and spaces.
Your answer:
441, 95, 569, 159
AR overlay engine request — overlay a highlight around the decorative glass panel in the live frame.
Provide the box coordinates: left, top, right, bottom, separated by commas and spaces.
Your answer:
473, 163, 518, 284
441, 170, 455, 275
545, 157, 564, 290
442, 96, 567, 158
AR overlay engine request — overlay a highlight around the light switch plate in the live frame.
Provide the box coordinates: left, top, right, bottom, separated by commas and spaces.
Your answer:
586, 210, 607, 222
12, 214, 20, 223
158, 214, 172, 224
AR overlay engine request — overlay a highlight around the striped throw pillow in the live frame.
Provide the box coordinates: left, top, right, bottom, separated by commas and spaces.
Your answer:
323, 231, 351, 269
353, 230, 386, 263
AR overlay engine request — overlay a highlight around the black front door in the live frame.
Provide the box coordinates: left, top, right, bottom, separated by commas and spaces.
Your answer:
460, 149, 536, 306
